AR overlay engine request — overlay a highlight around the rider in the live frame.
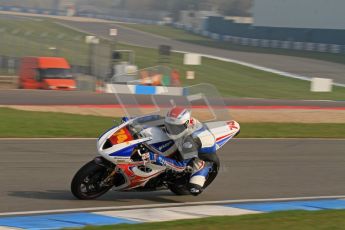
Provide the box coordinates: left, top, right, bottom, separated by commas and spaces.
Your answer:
146, 107, 219, 196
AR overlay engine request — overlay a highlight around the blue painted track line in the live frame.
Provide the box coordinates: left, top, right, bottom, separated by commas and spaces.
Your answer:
0, 212, 137, 230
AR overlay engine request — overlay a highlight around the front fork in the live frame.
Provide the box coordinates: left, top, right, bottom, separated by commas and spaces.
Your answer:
93, 157, 117, 187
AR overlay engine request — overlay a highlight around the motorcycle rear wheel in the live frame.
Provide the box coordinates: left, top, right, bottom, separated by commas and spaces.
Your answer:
71, 160, 113, 200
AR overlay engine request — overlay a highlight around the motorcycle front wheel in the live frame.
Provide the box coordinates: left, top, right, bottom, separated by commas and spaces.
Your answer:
71, 160, 113, 200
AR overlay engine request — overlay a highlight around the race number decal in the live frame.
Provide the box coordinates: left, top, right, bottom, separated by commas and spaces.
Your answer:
227, 121, 239, 130
109, 128, 133, 144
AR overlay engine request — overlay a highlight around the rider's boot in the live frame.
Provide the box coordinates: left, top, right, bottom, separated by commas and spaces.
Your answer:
189, 159, 212, 196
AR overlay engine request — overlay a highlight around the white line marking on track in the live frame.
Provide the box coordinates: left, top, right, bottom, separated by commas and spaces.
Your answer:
1, 195, 345, 217
96, 205, 260, 222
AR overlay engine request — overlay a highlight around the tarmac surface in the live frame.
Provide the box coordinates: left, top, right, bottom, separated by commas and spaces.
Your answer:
58, 20, 345, 85
0, 90, 344, 107
0, 138, 344, 213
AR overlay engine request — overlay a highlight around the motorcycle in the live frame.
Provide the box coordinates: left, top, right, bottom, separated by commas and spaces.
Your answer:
71, 114, 240, 199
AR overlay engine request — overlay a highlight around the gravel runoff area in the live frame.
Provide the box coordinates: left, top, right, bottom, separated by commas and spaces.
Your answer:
1, 105, 345, 123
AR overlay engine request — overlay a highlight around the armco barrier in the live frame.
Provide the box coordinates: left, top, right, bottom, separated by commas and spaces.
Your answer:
175, 23, 345, 54
206, 16, 345, 46
105, 84, 184, 96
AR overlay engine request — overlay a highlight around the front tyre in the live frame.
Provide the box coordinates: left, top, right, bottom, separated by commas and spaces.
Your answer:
71, 160, 113, 200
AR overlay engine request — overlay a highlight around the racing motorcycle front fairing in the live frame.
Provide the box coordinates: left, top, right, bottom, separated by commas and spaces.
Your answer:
97, 118, 152, 164
95, 116, 178, 190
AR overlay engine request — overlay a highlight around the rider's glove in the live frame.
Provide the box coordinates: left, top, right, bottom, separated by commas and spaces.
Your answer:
139, 150, 156, 163
121, 117, 130, 123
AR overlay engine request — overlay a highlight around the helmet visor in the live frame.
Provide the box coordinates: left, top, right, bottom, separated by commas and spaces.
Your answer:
165, 122, 186, 136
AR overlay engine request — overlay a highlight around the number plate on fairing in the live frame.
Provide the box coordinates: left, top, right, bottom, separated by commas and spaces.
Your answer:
109, 127, 134, 145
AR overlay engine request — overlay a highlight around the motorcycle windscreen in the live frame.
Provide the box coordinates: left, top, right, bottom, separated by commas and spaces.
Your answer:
110, 66, 163, 118
150, 83, 235, 158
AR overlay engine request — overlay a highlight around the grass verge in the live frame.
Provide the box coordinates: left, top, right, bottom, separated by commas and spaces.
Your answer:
0, 108, 118, 138
120, 23, 345, 65
240, 123, 345, 138
75, 210, 345, 230
1, 108, 344, 138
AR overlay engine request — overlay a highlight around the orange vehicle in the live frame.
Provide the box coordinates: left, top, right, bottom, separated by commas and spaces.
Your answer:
18, 57, 76, 90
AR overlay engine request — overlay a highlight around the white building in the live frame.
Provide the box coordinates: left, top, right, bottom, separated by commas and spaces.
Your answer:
253, 0, 345, 30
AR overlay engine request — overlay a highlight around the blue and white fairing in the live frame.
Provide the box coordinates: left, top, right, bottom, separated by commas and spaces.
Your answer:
97, 119, 152, 164
96, 115, 178, 164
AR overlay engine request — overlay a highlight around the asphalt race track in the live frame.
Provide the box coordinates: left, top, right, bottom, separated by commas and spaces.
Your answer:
0, 90, 344, 108
58, 20, 345, 85
0, 138, 344, 213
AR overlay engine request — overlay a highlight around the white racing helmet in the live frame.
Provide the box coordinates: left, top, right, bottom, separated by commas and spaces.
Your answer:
164, 107, 192, 139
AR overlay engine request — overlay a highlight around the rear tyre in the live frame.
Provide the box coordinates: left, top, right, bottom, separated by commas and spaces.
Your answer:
71, 160, 113, 200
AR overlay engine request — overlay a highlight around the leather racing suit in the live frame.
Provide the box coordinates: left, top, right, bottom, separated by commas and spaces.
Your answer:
149, 117, 219, 195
